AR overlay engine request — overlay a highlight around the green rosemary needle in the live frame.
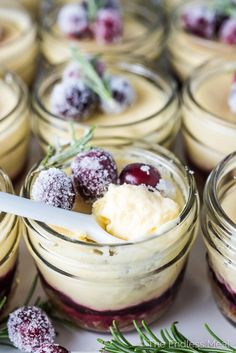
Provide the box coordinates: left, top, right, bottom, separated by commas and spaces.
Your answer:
36, 126, 95, 172
98, 321, 235, 353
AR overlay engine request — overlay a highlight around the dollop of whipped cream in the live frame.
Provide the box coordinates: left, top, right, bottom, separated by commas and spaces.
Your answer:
228, 78, 236, 114
93, 184, 180, 241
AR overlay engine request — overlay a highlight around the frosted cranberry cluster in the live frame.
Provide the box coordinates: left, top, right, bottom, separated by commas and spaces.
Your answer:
182, 1, 236, 44
57, 0, 123, 44
7, 306, 69, 353
51, 55, 135, 121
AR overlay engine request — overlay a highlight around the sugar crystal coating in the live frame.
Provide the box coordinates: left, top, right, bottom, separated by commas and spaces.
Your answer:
32, 168, 75, 210
182, 5, 216, 39
51, 79, 98, 121
220, 17, 236, 44
35, 344, 69, 353
93, 8, 123, 44
7, 306, 55, 353
57, 3, 89, 38
71, 148, 118, 202
100, 75, 135, 114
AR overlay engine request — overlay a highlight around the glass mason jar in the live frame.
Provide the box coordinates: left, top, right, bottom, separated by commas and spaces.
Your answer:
168, 0, 236, 81
41, 0, 166, 66
32, 58, 180, 152
0, 169, 21, 314
22, 139, 199, 332
202, 152, 236, 325
182, 57, 236, 174
0, 0, 38, 85
0, 69, 30, 179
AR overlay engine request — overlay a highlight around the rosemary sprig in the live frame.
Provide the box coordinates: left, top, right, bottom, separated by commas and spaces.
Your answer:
98, 321, 235, 353
213, 0, 236, 17
36, 126, 95, 172
71, 47, 115, 108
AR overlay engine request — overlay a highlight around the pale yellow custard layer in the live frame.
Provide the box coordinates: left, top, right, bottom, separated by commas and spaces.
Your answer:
206, 184, 236, 293
0, 74, 30, 179
183, 72, 236, 172
0, 2, 38, 85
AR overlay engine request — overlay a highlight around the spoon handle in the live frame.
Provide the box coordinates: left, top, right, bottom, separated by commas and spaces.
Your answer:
0, 192, 119, 244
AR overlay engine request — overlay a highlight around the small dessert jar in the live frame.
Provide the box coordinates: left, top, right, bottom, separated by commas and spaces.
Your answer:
182, 57, 236, 174
41, 0, 166, 66
168, 0, 236, 80
0, 0, 38, 85
0, 69, 30, 179
0, 169, 21, 314
32, 58, 180, 152
202, 152, 236, 325
22, 140, 199, 332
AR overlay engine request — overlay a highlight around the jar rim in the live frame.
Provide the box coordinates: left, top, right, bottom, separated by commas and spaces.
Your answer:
33, 58, 179, 128
0, 68, 28, 123
22, 141, 199, 248
203, 151, 236, 235
0, 1, 37, 50
183, 57, 236, 129
42, 1, 164, 47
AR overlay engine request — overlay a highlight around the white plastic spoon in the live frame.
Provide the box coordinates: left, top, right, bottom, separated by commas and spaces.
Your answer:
0, 192, 123, 244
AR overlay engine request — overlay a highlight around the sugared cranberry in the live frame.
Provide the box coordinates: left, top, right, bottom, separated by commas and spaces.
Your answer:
57, 3, 90, 38
35, 344, 69, 353
7, 306, 55, 353
182, 5, 216, 39
220, 18, 236, 44
32, 168, 75, 210
93, 8, 123, 44
119, 163, 161, 190
51, 79, 98, 121
71, 148, 118, 202
215, 13, 229, 34
100, 75, 135, 114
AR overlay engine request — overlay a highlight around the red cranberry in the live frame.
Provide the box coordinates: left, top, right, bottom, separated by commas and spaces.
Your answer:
63, 57, 106, 81
32, 168, 75, 210
35, 344, 69, 353
100, 75, 135, 114
71, 148, 118, 202
7, 306, 55, 353
57, 3, 91, 38
220, 18, 236, 44
119, 163, 161, 189
93, 8, 123, 44
51, 79, 98, 121
182, 5, 216, 39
